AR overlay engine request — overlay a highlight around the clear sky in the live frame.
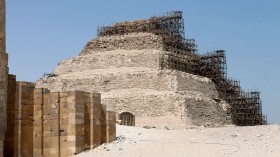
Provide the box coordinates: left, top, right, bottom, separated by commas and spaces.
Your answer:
6, 0, 280, 123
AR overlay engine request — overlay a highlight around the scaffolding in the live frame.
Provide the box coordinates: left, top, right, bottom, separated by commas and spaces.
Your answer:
225, 90, 265, 125
160, 49, 266, 125
97, 11, 197, 54
97, 11, 267, 126
98, 11, 184, 38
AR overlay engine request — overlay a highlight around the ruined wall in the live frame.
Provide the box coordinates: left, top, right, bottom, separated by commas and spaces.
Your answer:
0, 0, 7, 156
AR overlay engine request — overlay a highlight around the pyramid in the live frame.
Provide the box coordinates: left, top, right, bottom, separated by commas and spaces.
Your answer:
37, 11, 265, 128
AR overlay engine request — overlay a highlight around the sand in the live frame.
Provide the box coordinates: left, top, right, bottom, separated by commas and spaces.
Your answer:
75, 124, 280, 157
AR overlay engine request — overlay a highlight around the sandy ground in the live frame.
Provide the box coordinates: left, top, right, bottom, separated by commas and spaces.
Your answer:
75, 124, 280, 157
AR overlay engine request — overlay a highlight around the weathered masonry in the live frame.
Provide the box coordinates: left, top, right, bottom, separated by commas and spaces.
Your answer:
4, 79, 116, 157
0, 0, 8, 156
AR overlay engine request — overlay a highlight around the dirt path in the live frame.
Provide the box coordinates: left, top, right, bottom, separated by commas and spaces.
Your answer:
75, 124, 280, 157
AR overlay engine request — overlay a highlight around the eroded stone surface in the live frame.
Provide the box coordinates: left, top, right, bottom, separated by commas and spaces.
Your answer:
0, 0, 8, 156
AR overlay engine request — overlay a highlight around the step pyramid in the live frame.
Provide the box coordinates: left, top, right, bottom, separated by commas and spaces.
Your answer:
36, 12, 238, 129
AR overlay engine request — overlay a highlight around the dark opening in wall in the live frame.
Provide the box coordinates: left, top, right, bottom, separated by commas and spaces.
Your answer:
119, 112, 135, 126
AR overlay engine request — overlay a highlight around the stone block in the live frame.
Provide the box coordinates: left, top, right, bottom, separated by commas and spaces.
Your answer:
106, 111, 116, 143
4, 75, 16, 157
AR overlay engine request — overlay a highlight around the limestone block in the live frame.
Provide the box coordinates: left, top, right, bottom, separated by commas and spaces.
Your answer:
59, 91, 85, 156
100, 105, 107, 144
105, 111, 116, 143
17, 82, 35, 157
4, 75, 16, 157
89, 93, 102, 149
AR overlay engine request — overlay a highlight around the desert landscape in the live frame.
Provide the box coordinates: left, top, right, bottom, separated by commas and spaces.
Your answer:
76, 124, 280, 157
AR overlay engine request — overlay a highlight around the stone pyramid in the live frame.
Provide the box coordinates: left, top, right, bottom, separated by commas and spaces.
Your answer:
36, 11, 233, 129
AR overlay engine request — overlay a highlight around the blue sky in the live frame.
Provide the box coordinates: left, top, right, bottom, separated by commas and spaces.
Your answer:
6, 1, 280, 123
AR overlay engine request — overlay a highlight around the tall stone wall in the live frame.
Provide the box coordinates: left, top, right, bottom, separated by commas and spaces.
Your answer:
5, 82, 37, 157
19, 82, 36, 156
4, 75, 16, 157
0, 0, 5, 54
33, 90, 113, 157
0, 0, 7, 156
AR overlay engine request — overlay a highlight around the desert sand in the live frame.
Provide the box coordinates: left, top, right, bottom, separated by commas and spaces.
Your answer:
75, 124, 280, 157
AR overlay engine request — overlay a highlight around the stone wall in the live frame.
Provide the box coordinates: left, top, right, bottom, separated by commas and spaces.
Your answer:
4, 82, 116, 157
5, 82, 40, 157
18, 82, 35, 157
0, 0, 5, 54
33, 87, 48, 157
4, 75, 16, 157
105, 111, 116, 143
0, 0, 7, 156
